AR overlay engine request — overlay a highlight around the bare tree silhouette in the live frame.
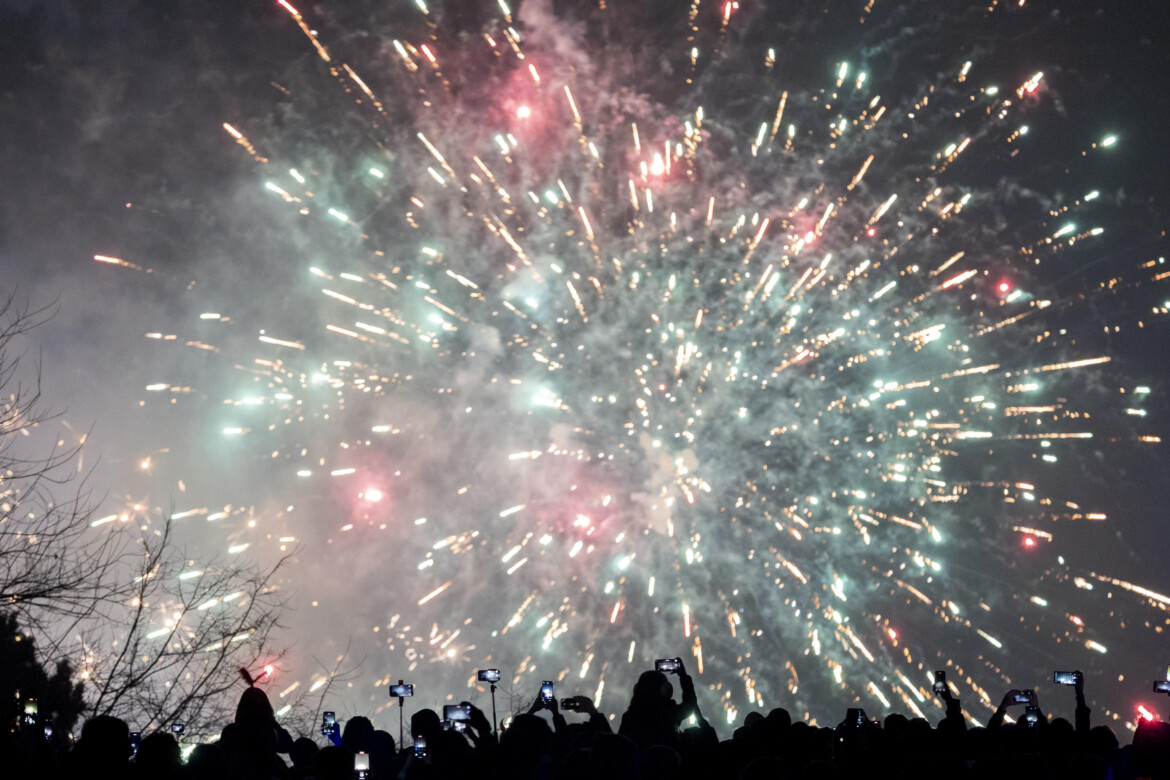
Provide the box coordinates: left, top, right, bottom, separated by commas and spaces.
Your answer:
1, 296, 294, 737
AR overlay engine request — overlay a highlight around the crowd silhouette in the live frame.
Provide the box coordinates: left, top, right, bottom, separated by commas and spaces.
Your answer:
6, 658, 1170, 779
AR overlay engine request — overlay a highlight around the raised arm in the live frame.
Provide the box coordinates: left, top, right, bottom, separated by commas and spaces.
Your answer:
934, 677, 966, 733
1072, 671, 1090, 737
988, 689, 1021, 729
563, 695, 613, 734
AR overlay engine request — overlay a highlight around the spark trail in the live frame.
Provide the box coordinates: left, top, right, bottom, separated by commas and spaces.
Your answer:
94, 0, 1168, 729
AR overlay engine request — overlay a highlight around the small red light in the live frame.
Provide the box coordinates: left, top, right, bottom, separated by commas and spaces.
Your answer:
866, 227, 876, 237
998, 281, 1011, 293
1023, 536, 1036, 548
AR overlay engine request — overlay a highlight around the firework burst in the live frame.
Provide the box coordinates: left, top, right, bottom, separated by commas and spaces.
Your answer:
92, 0, 1169, 729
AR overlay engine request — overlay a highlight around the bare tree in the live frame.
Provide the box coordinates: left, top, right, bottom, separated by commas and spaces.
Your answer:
271, 640, 364, 740
78, 518, 292, 740
0, 296, 135, 644
0, 296, 294, 738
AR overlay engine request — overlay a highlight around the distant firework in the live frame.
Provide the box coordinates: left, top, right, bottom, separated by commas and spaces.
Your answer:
93, 0, 1168, 729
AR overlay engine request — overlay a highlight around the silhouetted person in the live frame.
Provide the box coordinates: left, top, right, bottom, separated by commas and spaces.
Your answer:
289, 736, 319, 779
343, 714, 375, 754
70, 715, 132, 780
134, 731, 182, 780
411, 709, 442, 747
618, 658, 705, 751
221, 686, 292, 779
368, 730, 397, 780
313, 744, 353, 780
639, 742, 682, 780
236, 685, 295, 752
1087, 724, 1119, 764
552, 747, 592, 780
498, 712, 555, 780
187, 742, 229, 780
589, 732, 639, 780
988, 688, 1045, 729
1133, 718, 1170, 780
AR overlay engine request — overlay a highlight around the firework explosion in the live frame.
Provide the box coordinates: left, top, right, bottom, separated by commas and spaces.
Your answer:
80, 0, 1170, 729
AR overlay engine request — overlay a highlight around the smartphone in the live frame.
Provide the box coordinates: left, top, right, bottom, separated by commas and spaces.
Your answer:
1153, 680, 1170, 694
172, 723, 185, 735
390, 683, 415, 698
355, 750, 370, 779
1013, 690, 1034, 704
321, 711, 336, 737
933, 671, 947, 695
43, 724, 53, 741
1054, 671, 1079, 685
478, 668, 501, 683
1023, 705, 1040, 726
413, 736, 427, 758
540, 680, 554, 702
130, 732, 141, 757
23, 698, 37, 727
561, 698, 580, 711
443, 719, 467, 733
655, 658, 681, 673
443, 704, 471, 722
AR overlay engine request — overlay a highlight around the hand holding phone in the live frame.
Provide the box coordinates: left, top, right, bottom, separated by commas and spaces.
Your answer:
462, 702, 491, 734
443, 704, 472, 722
1055, 670, 1085, 697
655, 657, 682, 674
1012, 689, 1035, 705
527, 680, 557, 714
932, 670, 947, 695
561, 695, 597, 714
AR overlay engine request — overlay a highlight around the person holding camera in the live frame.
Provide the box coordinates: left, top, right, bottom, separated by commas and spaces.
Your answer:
560, 695, 612, 737
618, 657, 711, 752
988, 687, 1046, 730
1064, 670, 1091, 737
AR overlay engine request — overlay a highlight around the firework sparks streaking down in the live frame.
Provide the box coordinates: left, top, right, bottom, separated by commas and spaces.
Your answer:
90, 0, 1170, 730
